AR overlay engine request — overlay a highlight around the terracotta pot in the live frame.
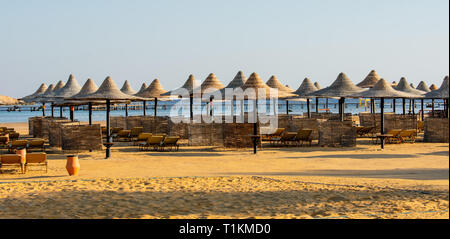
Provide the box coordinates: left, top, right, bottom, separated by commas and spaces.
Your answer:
66, 155, 80, 176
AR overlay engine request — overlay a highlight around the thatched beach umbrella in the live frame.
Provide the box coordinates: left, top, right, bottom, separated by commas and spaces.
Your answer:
67, 79, 99, 125
135, 79, 169, 117
162, 74, 201, 120
417, 81, 431, 93
425, 76, 449, 118
266, 75, 295, 115
34, 84, 55, 116
352, 79, 418, 149
289, 78, 318, 118
196, 73, 225, 116
120, 80, 137, 95
308, 72, 364, 121
39, 80, 65, 117
218, 71, 247, 117
416, 81, 431, 120
241, 73, 293, 154
395, 77, 426, 116
137, 83, 148, 95
120, 80, 138, 116
266, 75, 295, 93
51, 75, 82, 121
357, 70, 381, 113
357, 70, 381, 88
22, 83, 48, 103
70, 76, 145, 159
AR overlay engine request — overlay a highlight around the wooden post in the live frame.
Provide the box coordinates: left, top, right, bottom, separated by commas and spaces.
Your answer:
380, 98, 385, 149
106, 99, 111, 159
88, 102, 93, 125
143, 100, 146, 116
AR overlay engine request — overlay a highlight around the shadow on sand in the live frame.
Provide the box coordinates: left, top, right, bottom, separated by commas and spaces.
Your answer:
220, 168, 449, 181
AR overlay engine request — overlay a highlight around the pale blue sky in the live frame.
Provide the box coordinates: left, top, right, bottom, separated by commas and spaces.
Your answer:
1, 0, 448, 98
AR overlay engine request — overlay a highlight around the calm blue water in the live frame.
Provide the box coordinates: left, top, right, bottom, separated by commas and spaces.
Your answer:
0, 98, 445, 123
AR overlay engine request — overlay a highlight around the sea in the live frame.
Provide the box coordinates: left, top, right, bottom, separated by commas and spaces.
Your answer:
0, 98, 445, 123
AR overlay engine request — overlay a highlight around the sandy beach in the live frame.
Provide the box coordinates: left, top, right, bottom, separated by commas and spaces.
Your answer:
0, 122, 448, 219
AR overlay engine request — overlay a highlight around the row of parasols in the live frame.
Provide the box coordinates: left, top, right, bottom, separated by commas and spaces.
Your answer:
21, 70, 449, 156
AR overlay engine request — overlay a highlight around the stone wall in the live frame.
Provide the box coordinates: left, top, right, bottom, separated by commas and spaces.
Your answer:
61, 123, 103, 151
318, 120, 356, 147
424, 118, 449, 143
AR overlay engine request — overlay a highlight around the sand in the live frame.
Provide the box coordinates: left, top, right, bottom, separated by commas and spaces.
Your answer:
0, 122, 448, 219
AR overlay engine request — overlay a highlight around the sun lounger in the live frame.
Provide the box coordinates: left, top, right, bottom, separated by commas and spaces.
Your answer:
357, 126, 375, 137
25, 153, 48, 173
160, 136, 180, 151
139, 135, 165, 151
261, 128, 285, 142
8, 140, 28, 153
133, 133, 152, 146
129, 127, 144, 140
110, 127, 124, 138
378, 129, 402, 144
398, 129, 416, 143
270, 132, 298, 145
0, 154, 25, 174
27, 139, 45, 152
114, 130, 131, 142
294, 129, 313, 146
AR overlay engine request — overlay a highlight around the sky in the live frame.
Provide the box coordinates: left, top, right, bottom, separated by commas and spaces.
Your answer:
0, 0, 449, 98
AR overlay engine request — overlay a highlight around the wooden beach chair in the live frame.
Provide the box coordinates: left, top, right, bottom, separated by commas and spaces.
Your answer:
0, 154, 25, 174
139, 135, 164, 151
294, 129, 313, 146
129, 127, 144, 141
114, 130, 131, 142
398, 130, 416, 143
160, 136, 180, 151
25, 153, 48, 173
357, 126, 375, 137
8, 140, 28, 153
261, 128, 285, 142
384, 129, 403, 144
133, 133, 152, 146
27, 139, 45, 152
270, 132, 297, 145
111, 127, 123, 138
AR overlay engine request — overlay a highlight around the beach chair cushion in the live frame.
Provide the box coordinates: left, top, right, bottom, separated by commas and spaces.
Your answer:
1, 154, 23, 164
10, 140, 28, 149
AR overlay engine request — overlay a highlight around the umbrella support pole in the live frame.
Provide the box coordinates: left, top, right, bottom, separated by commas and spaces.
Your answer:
381, 98, 385, 149
143, 101, 146, 116
125, 104, 128, 117
154, 98, 158, 117
88, 102, 93, 125
106, 100, 111, 159
306, 99, 311, 118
